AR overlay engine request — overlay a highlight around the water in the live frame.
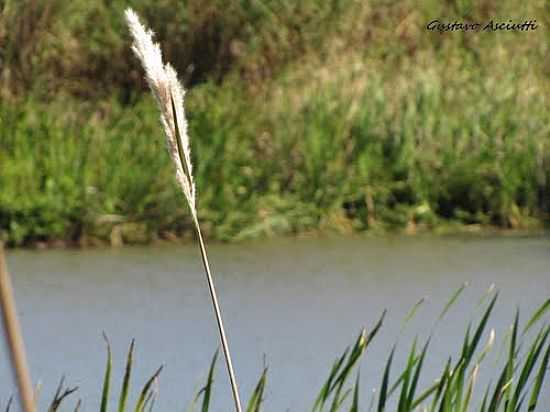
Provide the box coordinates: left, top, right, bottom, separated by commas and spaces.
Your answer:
1, 234, 549, 411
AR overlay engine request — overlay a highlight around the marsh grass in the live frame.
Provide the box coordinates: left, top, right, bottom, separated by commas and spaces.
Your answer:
1, 0, 550, 246
4, 293, 547, 411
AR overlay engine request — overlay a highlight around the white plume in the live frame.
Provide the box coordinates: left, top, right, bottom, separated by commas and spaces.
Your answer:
125, 8, 196, 215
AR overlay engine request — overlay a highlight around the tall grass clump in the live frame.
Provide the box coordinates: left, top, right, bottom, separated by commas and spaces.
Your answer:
125, 9, 243, 412
3, 293, 548, 411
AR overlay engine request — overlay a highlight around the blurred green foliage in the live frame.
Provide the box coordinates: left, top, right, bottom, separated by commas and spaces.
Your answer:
0, 0, 549, 245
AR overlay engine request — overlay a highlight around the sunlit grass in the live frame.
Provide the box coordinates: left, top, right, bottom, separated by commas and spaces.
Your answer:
1, 0, 549, 246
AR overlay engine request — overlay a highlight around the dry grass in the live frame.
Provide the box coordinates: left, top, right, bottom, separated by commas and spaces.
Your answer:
0, 242, 35, 412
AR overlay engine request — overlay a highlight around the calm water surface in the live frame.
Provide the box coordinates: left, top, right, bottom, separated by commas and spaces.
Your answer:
1, 234, 549, 411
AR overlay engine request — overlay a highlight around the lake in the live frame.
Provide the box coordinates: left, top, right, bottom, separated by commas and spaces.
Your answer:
1, 234, 549, 411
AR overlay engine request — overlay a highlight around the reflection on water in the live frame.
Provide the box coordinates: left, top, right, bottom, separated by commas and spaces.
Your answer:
1, 234, 549, 411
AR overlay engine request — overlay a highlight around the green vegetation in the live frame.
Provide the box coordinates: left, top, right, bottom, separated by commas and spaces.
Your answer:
1, 0, 549, 246
4, 294, 549, 411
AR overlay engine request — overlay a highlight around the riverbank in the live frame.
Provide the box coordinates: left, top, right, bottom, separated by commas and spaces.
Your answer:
1, 0, 549, 247
6, 226, 549, 251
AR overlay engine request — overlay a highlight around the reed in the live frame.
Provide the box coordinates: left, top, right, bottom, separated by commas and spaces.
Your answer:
125, 9, 243, 412
0, 242, 36, 412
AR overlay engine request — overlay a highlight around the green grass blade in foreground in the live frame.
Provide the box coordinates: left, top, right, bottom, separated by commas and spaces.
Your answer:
410, 379, 439, 409
487, 361, 510, 412
246, 367, 267, 412
438, 366, 454, 412
462, 364, 479, 412
349, 372, 360, 412
134, 365, 163, 412
528, 332, 550, 411
332, 330, 368, 390
446, 293, 497, 411
478, 285, 496, 307
199, 350, 219, 412
477, 329, 496, 365
118, 339, 135, 412
4, 396, 13, 412
523, 299, 549, 335
365, 311, 386, 345
511, 326, 549, 411
479, 384, 491, 412
505, 310, 520, 409
465, 292, 499, 366
101, 333, 113, 412
438, 282, 468, 323
330, 388, 352, 412
313, 311, 385, 412
397, 338, 417, 411
140, 391, 155, 412
312, 348, 349, 411
331, 313, 385, 410
47, 377, 78, 411
453, 326, 472, 412
429, 357, 451, 411
403, 298, 425, 327
377, 345, 395, 412
407, 338, 429, 409
48, 378, 64, 412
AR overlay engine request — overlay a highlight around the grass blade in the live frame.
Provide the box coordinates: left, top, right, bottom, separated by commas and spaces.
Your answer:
488, 364, 509, 412
201, 350, 219, 412
511, 326, 549, 409
5, 396, 13, 412
246, 367, 267, 412
349, 372, 360, 412
527, 332, 550, 412
463, 364, 479, 412
504, 310, 519, 409
465, 293, 498, 366
397, 338, 416, 412
479, 384, 490, 412
101, 333, 112, 412
523, 299, 549, 335
47, 377, 78, 412
312, 350, 349, 412
438, 282, 468, 322
314, 312, 384, 412
403, 298, 425, 326
377, 345, 395, 412
430, 358, 451, 411
134, 365, 163, 412
411, 380, 439, 409
118, 339, 135, 412
407, 338, 430, 408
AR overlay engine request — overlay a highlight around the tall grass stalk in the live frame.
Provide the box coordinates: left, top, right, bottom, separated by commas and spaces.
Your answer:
124, 9, 243, 412
0, 242, 36, 412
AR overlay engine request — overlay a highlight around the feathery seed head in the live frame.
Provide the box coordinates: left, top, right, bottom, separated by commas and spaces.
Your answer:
125, 8, 196, 215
